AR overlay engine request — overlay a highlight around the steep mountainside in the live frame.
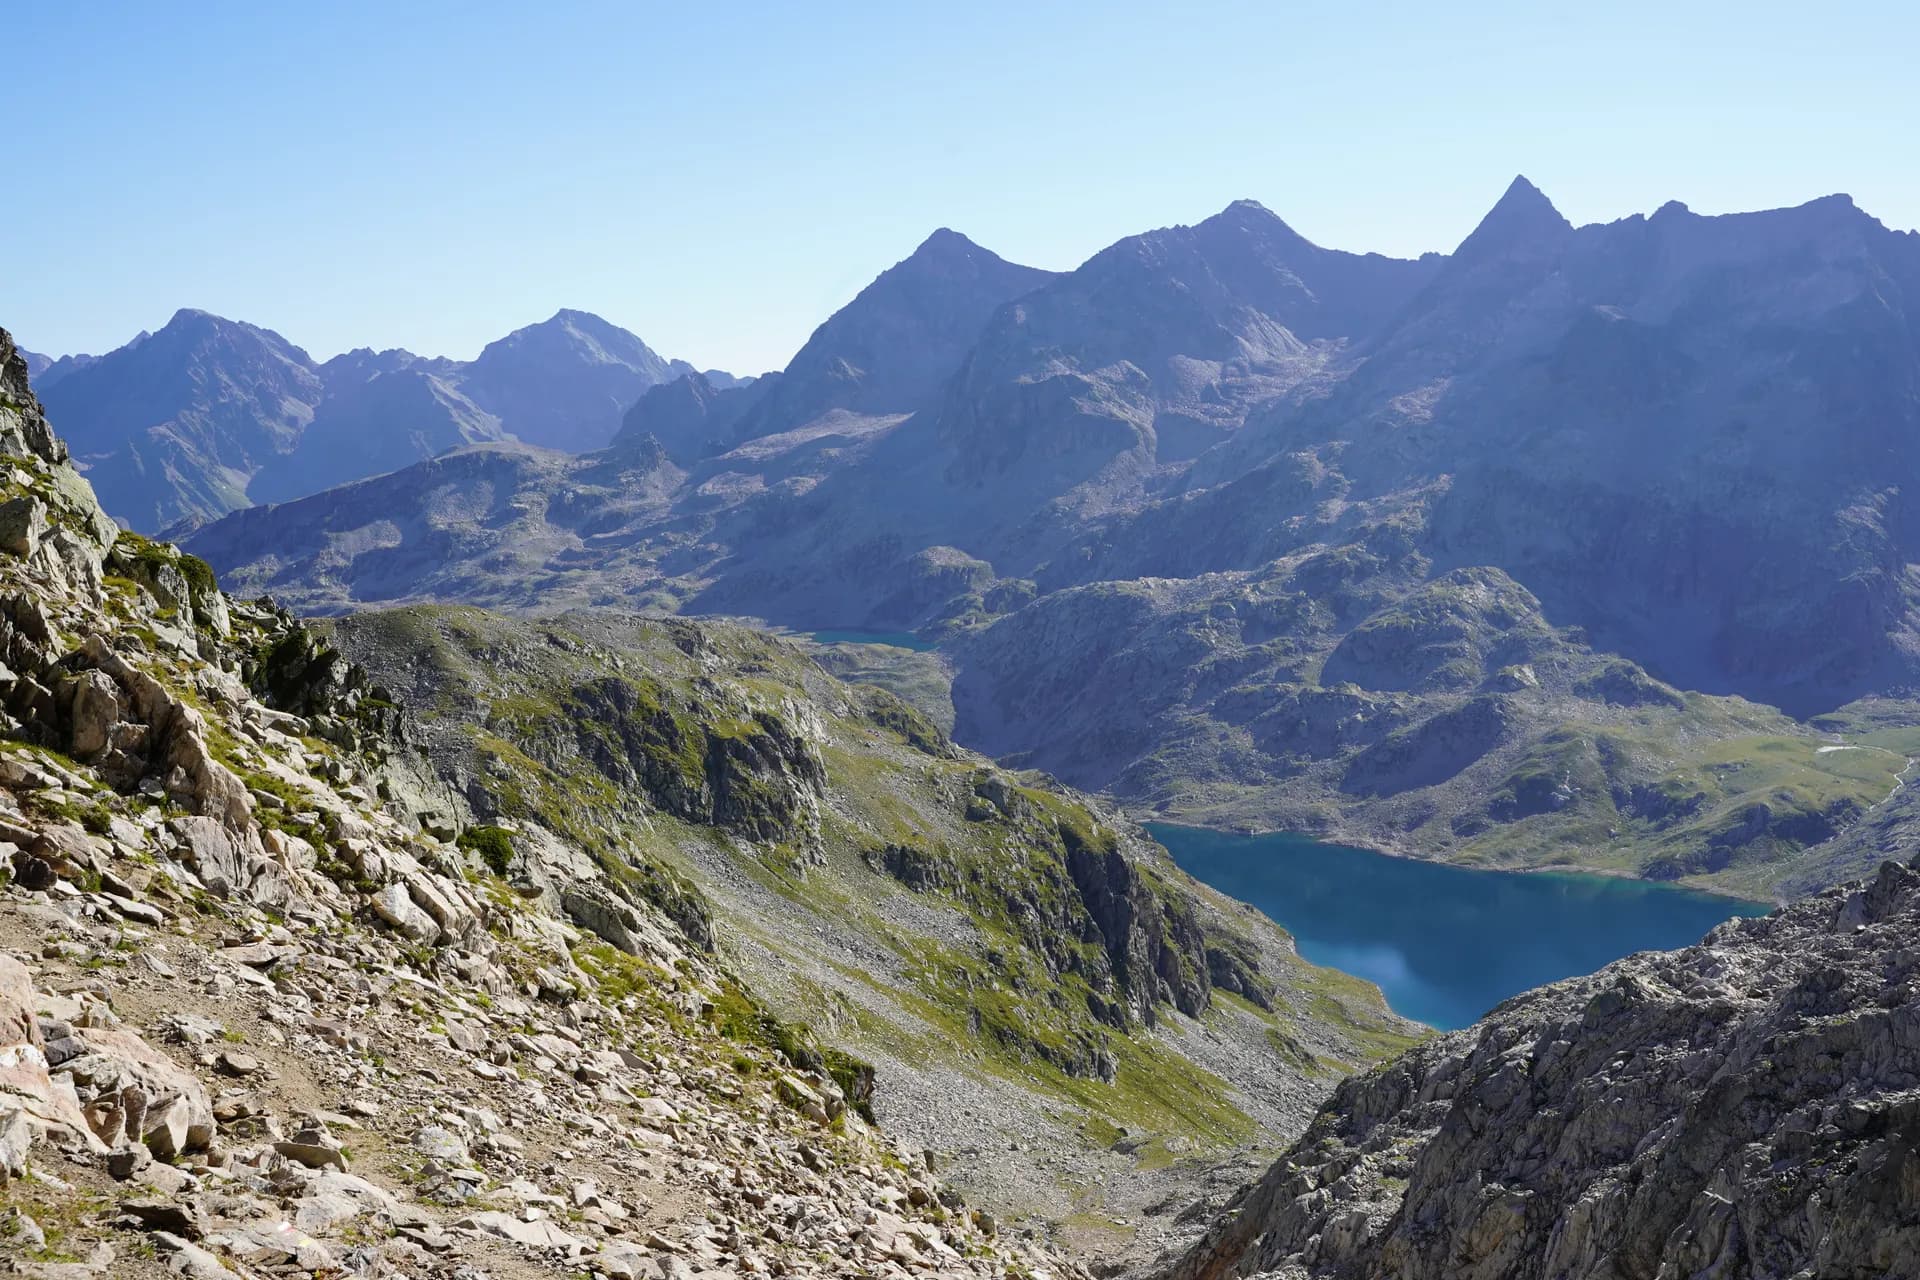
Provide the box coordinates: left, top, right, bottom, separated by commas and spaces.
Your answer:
320, 605, 1418, 1262
32, 309, 713, 529
0, 324, 1411, 1275
454, 308, 692, 454
725, 228, 1057, 443
0, 322, 1096, 1279
42, 310, 321, 529
185, 182, 1920, 896
616, 370, 767, 464
246, 367, 506, 504
1157, 853, 1920, 1280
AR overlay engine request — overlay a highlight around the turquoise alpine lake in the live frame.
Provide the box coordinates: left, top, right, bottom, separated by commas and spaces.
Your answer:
807, 629, 939, 651
1148, 824, 1772, 1030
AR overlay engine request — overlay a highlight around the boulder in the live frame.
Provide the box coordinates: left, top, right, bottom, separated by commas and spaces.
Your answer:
0, 496, 47, 558
54, 1023, 215, 1158
0, 955, 34, 1048
79, 635, 254, 829
0, 955, 102, 1176
168, 816, 290, 908
66, 669, 126, 760
372, 883, 440, 944
274, 1127, 349, 1171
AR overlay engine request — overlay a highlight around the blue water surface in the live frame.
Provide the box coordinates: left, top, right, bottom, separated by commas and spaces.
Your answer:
1149, 824, 1771, 1029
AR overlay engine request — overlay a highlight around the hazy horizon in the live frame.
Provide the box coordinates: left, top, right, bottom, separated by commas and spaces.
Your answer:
8, 0, 1917, 372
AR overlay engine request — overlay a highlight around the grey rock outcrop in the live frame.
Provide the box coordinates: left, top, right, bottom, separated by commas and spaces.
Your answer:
1159, 855, 1920, 1280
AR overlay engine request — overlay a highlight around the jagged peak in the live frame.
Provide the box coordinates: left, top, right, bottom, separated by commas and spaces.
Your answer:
1494, 173, 1560, 214
1453, 174, 1574, 262
120, 309, 310, 365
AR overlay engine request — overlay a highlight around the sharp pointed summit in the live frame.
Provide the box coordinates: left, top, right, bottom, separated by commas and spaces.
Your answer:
1453, 174, 1574, 262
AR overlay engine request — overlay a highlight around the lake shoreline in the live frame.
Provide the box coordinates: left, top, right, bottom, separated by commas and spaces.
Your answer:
1147, 821, 1774, 1029
1135, 813, 1779, 909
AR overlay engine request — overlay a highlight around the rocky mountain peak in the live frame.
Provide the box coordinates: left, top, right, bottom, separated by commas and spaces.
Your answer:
1196, 197, 1297, 236
907, 225, 989, 261
880, 227, 1046, 289
474, 308, 667, 371
37, 309, 322, 521
456, 311, 679, 453
141, 307, 306, 359
1452, 173, 1574, 262
726, 231, 1055, 439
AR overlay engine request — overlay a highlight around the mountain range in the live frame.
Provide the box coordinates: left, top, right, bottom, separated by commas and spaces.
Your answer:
6, 176, 1920, 1280
20, 308, 740, 530
175, 178, 1920, 899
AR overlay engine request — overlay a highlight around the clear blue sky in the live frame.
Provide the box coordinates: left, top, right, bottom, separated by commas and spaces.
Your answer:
5, 1, 1915, 374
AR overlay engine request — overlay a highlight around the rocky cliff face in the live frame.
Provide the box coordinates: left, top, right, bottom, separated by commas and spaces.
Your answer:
937, 199, 1438, 487
1157, 852, 1920, 1280
613, 369, 764, 463
245, 367, 506, 504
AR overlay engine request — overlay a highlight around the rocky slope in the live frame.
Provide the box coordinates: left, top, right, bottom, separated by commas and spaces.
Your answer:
0, 325, 1413, 1277
0, 322, 1090, 1279
1155, 851, 1920, 1280
184, 182, 1920, 897
318, 605, 1418, 1265
32, 309, 719, 529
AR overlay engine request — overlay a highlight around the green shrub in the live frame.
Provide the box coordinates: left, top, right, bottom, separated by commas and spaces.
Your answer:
457, 825, 516, 876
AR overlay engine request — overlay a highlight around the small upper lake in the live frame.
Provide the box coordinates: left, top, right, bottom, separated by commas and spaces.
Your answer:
1150, 824, 1771, 1030
807, 629, 939, 652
